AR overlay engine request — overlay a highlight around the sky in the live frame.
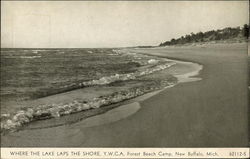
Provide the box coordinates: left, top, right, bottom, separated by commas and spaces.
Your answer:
1, 1, 249, 48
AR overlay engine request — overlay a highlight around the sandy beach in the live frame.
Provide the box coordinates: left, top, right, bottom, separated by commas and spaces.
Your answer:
1, 42, 248, 147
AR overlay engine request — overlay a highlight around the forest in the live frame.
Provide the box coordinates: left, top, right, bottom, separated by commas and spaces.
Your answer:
159, 24, 249, 46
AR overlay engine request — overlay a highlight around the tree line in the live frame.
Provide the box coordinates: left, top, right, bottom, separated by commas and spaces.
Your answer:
159, 24, 249, 46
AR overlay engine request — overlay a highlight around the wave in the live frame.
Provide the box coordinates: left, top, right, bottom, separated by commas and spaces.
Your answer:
0, 50, 177, 133
0, 55, 204, 134
53, 60, 175, 96
0, 62, 176, 133
19, 56, 42, 59
1, 79, 176, 133
2, 55, 42, 59
81, 62, 175, 86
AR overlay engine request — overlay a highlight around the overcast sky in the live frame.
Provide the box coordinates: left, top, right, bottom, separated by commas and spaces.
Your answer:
1, 1, 249, 48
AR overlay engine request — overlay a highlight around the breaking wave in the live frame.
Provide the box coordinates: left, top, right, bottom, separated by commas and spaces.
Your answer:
20, 56, 42, 59
0, 60, 176, 133
1, 82, 176, 133
81, 62, 174, 86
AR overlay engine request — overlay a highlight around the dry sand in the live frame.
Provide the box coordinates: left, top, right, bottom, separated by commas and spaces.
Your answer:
1, 42, 248, 147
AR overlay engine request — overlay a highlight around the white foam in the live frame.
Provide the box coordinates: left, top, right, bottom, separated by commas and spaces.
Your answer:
20, 56, 41, 59
175, 65, 203, 83
148, 59, 159, 64
1, 50, 202, 133
81, 62, 175, 87
167, 59, 203, 83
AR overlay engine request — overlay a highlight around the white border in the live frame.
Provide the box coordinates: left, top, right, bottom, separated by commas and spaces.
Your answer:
1, 148, 249, 158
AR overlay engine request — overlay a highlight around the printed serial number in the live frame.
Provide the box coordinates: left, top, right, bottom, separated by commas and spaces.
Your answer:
229, 152, 247, 156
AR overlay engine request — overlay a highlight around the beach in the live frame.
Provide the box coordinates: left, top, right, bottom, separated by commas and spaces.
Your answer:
128, 42, 248, 147
1, 42, 248, 147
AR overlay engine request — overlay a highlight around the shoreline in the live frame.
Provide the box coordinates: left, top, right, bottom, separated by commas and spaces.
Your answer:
1, 50, 177, 132
1, 42, 248, 147
82, 58, 203, 129
1, 53, 203, 146
1, 55, 201, 131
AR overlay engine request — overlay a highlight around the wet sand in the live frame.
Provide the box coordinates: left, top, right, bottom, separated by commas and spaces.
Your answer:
1, 42, 248, 147
129, 42, 248, 147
